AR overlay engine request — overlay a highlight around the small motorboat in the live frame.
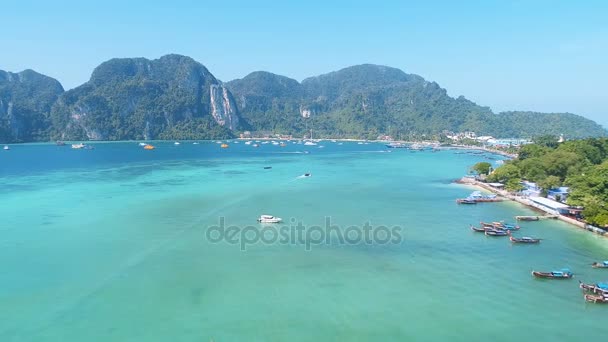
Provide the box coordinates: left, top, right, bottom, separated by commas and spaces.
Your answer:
138, 142, 147, 146
302, 173, 311, 177
257, 215, 282, 223
252, 144, 260, 148
457, 199, 477, 204
485, 229, 510, 237
510, 236, 541, 244
143, 144, 155, 150
221, 143, 229, 148
71, 143, 85, 149
3, 145, 9, 150
304, 141, 317, 146
579, 281, 608, 295
532, 269, 573, 279
193, 142, 200, 145
584, 294, 608, 304
591, 261, 608, 268
174, 142, 180, 145
263, 166, 272, 169
245, 141, 252, 145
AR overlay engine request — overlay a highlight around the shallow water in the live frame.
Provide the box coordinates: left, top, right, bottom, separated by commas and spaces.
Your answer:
0, 141, 606, 341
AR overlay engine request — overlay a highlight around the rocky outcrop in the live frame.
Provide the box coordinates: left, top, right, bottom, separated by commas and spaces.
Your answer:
0, 69, 64, 142
210, 84, 239, 130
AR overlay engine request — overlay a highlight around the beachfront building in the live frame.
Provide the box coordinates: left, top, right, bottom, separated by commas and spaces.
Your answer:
547, 187, 569, 203
528, 196, 571, 215
487, 138, 532, 147
520, 181, 541, 197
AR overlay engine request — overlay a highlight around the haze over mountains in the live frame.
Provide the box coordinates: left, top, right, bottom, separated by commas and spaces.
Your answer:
1, 54, 605, 143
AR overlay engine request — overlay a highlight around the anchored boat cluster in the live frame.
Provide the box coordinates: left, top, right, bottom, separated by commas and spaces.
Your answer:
468, 220, 608, 304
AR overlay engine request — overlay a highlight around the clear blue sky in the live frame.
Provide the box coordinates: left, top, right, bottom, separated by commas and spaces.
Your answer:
1, 0, 606, 127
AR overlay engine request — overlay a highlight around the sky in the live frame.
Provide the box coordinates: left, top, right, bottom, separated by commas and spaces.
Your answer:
1, 0, 606, 127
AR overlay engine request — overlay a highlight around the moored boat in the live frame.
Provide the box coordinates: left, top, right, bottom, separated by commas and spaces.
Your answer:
480, 221, 520, 230
584, 294, 608, 303
591, 261, 608, 268
257, 215, 282, 223
143, 144, 155, 150
71, 143, 85, 149
221, 143, 229, 148
579, 281, 608, 295
470, 225, 486, 232
485, 229, 510, 237
532, 269, 573, 279
385, 142, 407, 148
457, 199, 477, 204
510, 236, 541, 244
3, 145, 9, 150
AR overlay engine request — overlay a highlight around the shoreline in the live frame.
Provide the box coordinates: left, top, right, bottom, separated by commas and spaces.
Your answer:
456, 177, 607, 238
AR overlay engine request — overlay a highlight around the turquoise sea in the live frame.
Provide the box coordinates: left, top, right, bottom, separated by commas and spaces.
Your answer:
1, 141, 606, 341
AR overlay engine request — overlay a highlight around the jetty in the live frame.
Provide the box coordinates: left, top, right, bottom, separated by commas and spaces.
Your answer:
457, 177, 608, 238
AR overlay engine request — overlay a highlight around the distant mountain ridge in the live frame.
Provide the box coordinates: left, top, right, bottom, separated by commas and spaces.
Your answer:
227, 64, 606, 139
0, 55, 605, 143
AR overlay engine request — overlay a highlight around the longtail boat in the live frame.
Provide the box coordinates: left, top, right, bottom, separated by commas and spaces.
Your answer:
510, 236, 541, 244
532, 269, 573, 279
481, 221, 520, 230
470, 225, 487, 232
579, 281, 608, 294
457, 198, 477, 204
485, 229, 510, 237
591, 261, 608, 268
584, 294, 608, 303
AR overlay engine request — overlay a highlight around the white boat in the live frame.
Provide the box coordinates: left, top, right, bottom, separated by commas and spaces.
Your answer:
3, 145, 9, 150
71, 143, 85, 149
193, 142, 200, 145
174, 142, 181, 145
245, 141, 252, 145
138, 142, 147, 146
257, 215, 282, 223
304, 141, 317, 146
